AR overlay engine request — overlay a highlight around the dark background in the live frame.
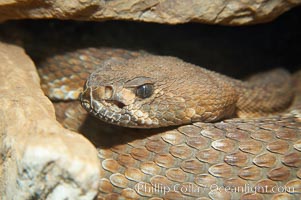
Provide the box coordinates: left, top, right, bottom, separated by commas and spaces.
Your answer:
0, 6, 300, 78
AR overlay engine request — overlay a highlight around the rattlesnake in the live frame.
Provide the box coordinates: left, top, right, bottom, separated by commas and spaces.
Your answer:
38, 48, 301, 199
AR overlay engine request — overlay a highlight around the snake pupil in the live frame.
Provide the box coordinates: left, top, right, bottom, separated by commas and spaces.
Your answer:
136, 84, 154, 99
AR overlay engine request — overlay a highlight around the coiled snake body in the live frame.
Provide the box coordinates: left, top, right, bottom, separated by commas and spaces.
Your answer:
38, 48, 301, 199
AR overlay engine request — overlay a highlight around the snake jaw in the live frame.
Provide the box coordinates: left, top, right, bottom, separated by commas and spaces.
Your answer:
80, 85, 183, 128
80, 84, 157, 127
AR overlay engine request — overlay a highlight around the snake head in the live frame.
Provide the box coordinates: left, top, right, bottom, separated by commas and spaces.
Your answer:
80, 55, 238, 128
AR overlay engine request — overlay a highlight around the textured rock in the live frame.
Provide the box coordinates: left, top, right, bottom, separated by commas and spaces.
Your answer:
0, 42, 100, 200
0, 0, 300, 25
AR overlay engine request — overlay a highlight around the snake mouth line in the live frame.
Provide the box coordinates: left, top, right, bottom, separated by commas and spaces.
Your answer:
81, 97, 156, 128
81, 98, 132, 125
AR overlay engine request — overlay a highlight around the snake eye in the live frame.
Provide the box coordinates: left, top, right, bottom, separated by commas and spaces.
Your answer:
136, 84, 154, 99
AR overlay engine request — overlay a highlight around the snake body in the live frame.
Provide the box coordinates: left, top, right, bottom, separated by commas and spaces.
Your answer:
38, 48, 301, 199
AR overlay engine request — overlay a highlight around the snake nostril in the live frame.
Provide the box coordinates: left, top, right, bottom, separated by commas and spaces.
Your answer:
106, 100, 125, 109
83, 80, 88, 91
80, 87, 91, 101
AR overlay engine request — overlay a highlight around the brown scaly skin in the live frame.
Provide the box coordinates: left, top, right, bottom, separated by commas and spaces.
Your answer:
38, 48, 301, 199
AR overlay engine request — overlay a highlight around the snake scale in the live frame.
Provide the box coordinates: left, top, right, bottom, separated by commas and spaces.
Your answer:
37, 48, 301, 199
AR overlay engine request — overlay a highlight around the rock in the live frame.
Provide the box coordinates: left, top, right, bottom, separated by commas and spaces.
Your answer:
0, 42, 100, 200
0, 0, 300, 25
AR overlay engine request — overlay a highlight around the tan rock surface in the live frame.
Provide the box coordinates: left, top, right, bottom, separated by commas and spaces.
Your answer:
0, 42, 100, 200
0, 0, 300, 25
